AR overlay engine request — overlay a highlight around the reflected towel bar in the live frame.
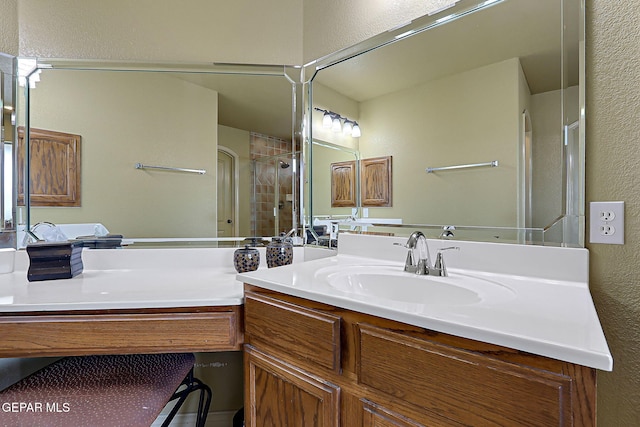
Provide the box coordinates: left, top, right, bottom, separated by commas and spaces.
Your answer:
135, 163, 206, 175
426, 160, 498, 173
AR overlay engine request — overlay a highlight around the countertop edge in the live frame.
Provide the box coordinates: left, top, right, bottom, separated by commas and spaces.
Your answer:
238, 265, 613, 372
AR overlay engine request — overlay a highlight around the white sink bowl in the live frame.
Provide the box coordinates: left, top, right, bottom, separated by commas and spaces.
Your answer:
317, 265, 515, 306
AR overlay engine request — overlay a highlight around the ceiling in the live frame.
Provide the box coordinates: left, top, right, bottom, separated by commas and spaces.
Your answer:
315, 0, 577, 102
173, 0, 576, 142
177, 72, 294, 141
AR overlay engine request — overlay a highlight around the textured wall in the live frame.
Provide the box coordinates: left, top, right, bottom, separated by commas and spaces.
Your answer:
586, 1, 640, 425
0, 0, 18, 55
17, 0, 302, 64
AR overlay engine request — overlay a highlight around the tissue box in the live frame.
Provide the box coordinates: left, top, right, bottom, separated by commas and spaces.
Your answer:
26, 241, 84, 282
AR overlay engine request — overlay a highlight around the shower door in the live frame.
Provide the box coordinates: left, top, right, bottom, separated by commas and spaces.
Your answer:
251, 153, 298, 238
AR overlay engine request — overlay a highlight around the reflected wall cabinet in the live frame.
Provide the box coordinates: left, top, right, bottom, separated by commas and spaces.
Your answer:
17, 127, 81, 207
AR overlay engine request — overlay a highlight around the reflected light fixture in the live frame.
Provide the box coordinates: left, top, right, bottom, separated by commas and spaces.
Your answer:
17, 58, 41, 88
314, 108, 361, 138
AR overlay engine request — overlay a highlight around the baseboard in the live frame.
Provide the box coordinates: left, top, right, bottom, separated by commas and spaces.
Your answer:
152, 410, 237, 427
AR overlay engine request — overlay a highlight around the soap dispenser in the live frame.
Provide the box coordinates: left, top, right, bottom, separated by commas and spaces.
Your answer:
233, 245, 260, 273
266, 235, 293, 268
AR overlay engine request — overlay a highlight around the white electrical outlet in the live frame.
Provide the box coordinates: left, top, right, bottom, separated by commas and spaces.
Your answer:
590, 201, 624, 244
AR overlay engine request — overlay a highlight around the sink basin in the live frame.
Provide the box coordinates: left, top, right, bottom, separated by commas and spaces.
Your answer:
317, 265, 514, 306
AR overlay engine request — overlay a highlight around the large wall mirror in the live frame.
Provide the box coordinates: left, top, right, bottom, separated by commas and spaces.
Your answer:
16, 60, 300, 247
306, 0, 584, 246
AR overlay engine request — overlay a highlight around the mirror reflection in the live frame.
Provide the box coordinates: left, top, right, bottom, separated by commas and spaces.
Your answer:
18, 63, 298, 247
308, 0, 583, 246
1, 53, 16, 248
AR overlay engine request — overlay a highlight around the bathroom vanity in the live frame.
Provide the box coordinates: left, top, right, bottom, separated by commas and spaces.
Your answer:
239, 234, 612, 427
243, 286, 595, 426
0, 236, 611, 426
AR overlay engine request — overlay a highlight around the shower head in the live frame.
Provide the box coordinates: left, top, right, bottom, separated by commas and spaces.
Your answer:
279, 161, 290, 169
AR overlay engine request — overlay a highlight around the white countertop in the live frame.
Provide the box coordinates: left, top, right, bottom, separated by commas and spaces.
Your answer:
0, 247, 253, 311
238, 234, 613, 371
0, 238, 613, 371
0, 246, 326, 312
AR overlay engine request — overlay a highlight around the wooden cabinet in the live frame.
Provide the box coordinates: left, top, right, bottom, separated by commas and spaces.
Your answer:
17, 127, 82, 207
243, 285, 597, 427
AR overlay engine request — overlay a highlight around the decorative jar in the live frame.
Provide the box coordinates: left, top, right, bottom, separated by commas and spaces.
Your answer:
233, 245, 260, 273
266, 236, 293, 268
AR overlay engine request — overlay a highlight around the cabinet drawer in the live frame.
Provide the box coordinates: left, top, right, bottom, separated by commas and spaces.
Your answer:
357, 324, 572, 426
245, 291, 341, 372
0, 309, 242, 357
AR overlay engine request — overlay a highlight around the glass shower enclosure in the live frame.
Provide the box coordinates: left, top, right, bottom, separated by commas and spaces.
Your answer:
251, 152, 299, 238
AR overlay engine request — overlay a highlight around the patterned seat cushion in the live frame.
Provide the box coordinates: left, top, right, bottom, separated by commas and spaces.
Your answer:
0, 353, 195, 427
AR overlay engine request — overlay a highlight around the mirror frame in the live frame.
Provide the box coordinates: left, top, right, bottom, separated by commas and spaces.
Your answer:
0, 53, 17, 249
301, 0, 586, 247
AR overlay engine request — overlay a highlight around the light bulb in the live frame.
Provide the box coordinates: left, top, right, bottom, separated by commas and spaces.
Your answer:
322, 112, 332, 128
332, 117, 342, 132
351, 123, 361, 138
343, 120, 353, 135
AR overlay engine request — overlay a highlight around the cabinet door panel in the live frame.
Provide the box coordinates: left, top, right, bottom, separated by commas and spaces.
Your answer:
245, 345, 340, 427
357, 324, 572, 426
244, 291, 341, 372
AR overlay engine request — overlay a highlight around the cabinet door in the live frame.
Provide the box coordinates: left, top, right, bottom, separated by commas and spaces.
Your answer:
245, 345, 340, 427
17, 127, 81, 206
357, 324, 573, 426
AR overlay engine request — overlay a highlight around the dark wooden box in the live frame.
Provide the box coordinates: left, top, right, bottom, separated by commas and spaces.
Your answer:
26, 241, 84, 282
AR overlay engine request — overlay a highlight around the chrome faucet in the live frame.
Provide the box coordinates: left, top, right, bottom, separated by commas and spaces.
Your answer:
402, 231, 431, 274
397, 231, 459, 277
22, 221, 56, 246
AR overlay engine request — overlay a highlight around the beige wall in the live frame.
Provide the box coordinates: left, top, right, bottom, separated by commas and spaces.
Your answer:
358, 58, 522, 227
312, 59, 525, 229
587, 1, 640, 425
28, 70, 219, 238
17, 0, 302, 65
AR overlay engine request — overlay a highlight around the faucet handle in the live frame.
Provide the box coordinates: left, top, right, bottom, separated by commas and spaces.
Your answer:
433, 246, 460, 277
394, 242, 418, 273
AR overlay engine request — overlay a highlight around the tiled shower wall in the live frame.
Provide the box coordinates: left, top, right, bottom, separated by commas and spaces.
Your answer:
250, 133, 296, 237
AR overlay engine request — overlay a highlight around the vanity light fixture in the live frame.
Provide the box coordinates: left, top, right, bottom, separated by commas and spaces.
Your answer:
314, 108, 361, 138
